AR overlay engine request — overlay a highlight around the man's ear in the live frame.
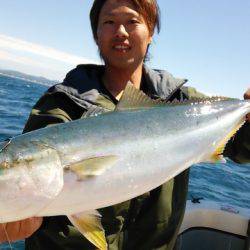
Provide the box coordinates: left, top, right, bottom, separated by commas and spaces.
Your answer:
94, 38, 98, 45
94, 34, 99, 45
148, 35, 153, 45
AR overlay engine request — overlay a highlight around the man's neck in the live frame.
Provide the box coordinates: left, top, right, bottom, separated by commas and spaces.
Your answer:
102, 64, 143, 100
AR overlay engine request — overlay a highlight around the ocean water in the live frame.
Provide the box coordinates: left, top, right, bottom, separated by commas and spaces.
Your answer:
0, 75, 249, 249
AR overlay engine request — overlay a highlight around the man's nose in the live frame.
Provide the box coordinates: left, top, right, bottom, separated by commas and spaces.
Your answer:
115, 24, 129, 38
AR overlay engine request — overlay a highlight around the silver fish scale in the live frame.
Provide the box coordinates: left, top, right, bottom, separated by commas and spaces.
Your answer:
0, 99, 248, 168
0, 99, 249, 222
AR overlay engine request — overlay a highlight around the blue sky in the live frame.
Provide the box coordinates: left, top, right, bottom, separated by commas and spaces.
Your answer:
0, 0, 249, 98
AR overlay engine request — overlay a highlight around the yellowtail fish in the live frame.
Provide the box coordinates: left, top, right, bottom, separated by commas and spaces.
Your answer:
0, 84, 249, 249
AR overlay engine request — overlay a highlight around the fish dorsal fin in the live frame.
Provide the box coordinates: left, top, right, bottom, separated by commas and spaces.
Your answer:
115, 82, 163, 111
68, 210, 107, 250
115, 83, 234, 111
165, 96, 236, 106
69, 155, 118, 180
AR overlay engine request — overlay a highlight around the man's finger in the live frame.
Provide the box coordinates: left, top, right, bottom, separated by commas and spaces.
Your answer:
243, 88, 250, 100
0, 224, 8, 243
246, 113, 250, 122
0, 218, 43, 243
244, 88, 250, 122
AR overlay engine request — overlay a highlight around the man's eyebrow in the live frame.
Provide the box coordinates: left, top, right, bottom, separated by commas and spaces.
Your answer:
102, 12, 139, 18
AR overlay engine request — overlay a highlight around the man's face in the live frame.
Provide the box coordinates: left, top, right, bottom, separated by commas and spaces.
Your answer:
96, 0, 152, 69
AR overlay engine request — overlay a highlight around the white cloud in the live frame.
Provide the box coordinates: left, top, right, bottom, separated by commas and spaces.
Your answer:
0, 34, 97, 65
0, 34, 100, 80
0, 50, 53, 69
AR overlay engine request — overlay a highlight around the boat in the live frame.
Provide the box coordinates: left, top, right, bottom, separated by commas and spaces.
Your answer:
175, 199, 250, 250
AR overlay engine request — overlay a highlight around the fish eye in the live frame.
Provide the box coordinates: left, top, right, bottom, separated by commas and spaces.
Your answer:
0, 160, 9, 169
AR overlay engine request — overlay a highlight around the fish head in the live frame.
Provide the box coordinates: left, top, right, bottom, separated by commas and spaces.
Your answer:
0, 140, 12, 170
0, 140, 37, 199
0, 138, 37, 171
0, 139, 64, 220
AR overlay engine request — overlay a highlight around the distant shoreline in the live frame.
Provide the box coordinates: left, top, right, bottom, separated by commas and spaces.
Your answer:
0, 68, 58, 86
0, 72, 56, 87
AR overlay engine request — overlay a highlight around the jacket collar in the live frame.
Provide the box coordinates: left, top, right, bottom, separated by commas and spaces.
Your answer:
53, 64, 187, 102
143, 65, 187, 100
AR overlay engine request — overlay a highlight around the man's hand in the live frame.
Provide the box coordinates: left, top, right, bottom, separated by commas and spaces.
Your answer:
244, 88, 250, 122
0, 217, 43, 243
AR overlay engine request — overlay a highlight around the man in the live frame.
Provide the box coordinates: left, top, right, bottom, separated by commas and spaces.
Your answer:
0, 0, 249, 249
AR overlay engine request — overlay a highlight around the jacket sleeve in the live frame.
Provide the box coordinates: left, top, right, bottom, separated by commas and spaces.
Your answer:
223, 122, 250, 164
23, 91, 82, 133
181, 86, 250, 164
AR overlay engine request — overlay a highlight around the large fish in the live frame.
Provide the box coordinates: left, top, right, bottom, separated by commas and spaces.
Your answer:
0, 84, 249, 249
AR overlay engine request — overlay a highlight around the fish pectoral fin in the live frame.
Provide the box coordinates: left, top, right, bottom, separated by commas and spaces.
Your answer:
115, 82, 163, 111
69, 155, 118, 180
210, 120, 245, 163
68, 210, 107, 250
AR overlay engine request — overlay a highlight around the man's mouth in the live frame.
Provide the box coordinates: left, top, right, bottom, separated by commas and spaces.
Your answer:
113, 44, 131, 52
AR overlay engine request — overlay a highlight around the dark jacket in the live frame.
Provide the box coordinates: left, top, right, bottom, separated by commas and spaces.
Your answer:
24, 64, 249, 250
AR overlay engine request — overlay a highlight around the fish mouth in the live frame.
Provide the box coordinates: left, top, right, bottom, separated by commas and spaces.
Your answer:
0, 138, 12, 153
0, 142, 6, 153
0, 139, 12, 169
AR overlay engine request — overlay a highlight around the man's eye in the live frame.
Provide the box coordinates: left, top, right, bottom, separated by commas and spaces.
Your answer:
129, 19, 139, 24
104, 20, 114, 24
